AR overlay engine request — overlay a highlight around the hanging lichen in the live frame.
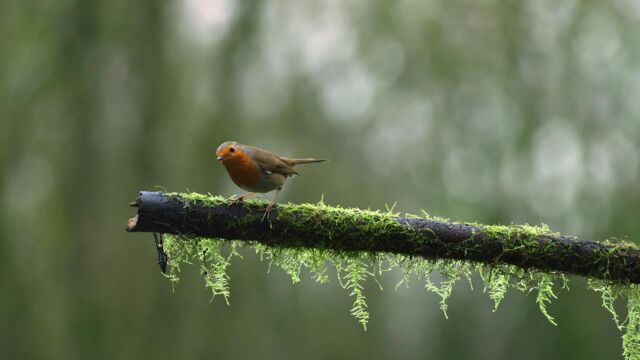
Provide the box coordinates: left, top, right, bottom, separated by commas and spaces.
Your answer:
343, 255, 370, 330
623, 286, 640, 359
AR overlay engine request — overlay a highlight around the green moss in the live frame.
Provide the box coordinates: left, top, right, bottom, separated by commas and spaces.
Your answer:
624, 286, 640, 359
422, 260, 463, 319
536, 274, 558, 326
164, 235, 236, 304
167, 191, 228, 207
480, 267, 509, 312
160, 192, 640, 359
344, 255, 370, 330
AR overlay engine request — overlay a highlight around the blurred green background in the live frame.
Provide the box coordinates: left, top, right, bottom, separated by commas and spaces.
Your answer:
1, 0, 640, 358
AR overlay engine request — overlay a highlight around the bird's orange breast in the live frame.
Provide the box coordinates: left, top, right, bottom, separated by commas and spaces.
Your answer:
222, 154, 261, 190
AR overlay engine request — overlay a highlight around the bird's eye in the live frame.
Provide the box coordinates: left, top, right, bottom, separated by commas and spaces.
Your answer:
229, 147, 235, 153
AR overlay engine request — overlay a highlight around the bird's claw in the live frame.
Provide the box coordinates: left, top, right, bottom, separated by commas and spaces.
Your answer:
229, 192, 255, 206
261, 204, 275, 223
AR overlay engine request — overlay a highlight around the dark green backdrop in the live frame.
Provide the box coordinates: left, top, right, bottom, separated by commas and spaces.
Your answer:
1, 0, 639, 358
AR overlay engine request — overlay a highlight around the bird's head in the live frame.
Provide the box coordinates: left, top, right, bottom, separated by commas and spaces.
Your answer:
216, 141, 244, 163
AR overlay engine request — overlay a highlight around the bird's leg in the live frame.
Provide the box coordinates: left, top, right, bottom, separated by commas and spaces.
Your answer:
230, 192, 256, 205
261, 188, 282, 222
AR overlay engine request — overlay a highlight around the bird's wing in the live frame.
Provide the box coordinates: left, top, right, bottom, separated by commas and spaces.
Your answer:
244, 145, 299, 176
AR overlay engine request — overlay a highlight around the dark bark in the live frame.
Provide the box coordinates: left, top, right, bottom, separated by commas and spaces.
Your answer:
127, 191, 640, 284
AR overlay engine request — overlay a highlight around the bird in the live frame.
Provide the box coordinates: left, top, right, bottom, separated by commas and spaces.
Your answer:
216, 141, 327, 220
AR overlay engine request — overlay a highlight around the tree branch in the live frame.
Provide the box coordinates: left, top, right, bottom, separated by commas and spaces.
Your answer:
126, 191, 640, 284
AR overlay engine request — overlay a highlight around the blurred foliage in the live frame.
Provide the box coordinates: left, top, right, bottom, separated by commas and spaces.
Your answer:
1, 0, 640, 359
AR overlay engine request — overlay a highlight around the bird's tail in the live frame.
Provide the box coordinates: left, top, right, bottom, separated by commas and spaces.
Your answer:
280, 157, 328, 166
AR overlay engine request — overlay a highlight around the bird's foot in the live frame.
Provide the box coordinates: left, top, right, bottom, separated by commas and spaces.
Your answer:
261, 202, 276, 223
230, 192, 255, 205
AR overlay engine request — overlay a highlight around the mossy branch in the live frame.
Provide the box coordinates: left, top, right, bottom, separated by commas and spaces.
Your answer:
126, 191, 640, 284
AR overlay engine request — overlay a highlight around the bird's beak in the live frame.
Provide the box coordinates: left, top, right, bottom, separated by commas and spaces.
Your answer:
216, 156, 223, 161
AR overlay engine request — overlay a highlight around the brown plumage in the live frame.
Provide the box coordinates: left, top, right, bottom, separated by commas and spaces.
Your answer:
215, 141, 327, 220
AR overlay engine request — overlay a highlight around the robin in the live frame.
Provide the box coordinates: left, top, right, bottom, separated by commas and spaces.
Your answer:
216, 141, 327, 220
